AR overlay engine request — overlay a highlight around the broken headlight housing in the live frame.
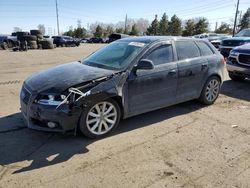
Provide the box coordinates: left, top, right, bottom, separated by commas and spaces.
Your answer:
36, 94, 68, 106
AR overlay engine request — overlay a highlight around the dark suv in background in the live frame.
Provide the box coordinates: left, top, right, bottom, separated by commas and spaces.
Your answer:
52, 36, 80, 47
220, 28, 250, 57
227, 43, 250, 81
107, 33, 130, 43
20, 36, 225, 138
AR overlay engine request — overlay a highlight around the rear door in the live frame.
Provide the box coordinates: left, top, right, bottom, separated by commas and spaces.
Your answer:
127, 42, 178, 116
174, 40, 208, 102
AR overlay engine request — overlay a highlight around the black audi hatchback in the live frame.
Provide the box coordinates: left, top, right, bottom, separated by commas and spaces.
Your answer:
20, 36, 225, 138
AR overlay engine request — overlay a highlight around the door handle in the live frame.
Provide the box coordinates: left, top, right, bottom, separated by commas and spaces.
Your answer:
168, 70, 177, 76
202, 64, 208, 70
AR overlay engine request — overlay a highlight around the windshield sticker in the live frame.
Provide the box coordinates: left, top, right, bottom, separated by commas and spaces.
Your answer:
128, 42, 145, 47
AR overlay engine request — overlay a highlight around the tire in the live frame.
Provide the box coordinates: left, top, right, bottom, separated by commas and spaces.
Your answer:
7, 40, 15, 48
30, 30, 42, 35
22, 35, 37, 41
199, 76, 221, 105
40, 40, 54, 49
79, 98, 121, 138
1, 42, 8, 50
38, 44, 42, 49
228, 72, 245, 82
36, 34, 43, 40
28, 41, 38, 49
16, 32, 29, 41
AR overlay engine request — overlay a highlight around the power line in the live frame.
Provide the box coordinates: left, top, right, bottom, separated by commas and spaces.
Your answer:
137, 0, 233, 17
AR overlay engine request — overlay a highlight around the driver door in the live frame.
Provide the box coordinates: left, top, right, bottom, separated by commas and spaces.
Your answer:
126, 42, 178, 116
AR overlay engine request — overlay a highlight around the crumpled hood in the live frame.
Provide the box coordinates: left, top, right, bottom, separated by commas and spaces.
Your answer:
25, 62, 115, 93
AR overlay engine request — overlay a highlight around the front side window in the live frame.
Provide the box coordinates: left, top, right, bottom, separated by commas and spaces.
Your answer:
145, 44, 173, 66
175, 41, 200, 60
83, 41, 147, 70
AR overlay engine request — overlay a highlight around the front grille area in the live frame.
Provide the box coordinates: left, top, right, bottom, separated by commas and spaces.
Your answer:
21, 86, 31, 104
238, 54, 250, 66
222, 40, 240, 46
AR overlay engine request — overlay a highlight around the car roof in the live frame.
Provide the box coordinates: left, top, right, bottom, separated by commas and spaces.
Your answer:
119, 36, 200, 44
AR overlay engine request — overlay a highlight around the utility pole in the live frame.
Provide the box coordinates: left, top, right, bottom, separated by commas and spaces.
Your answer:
233, 0, 240, 36
124, 14, 128, 33
55, 0, 60, 35
215, 21, 218, 31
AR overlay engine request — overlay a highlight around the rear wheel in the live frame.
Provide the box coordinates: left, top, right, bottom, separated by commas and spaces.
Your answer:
79, 99, 121, 138
199, 76, 221, 105
228, 72, 245, 82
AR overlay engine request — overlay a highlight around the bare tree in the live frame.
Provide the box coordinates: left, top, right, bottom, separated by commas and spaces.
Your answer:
88, 17, 149, 36
13, 27, 22, 32
77, 19, 82, 28
135, 18, 149, 35
37, 24, 46, 35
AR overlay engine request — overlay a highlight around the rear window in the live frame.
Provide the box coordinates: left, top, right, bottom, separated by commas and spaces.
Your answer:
196, 41, 214, 56
175, 41, 200, 60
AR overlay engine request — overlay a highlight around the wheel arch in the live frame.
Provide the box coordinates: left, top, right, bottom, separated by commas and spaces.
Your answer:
110, 96, 124, 119
199, 73, 222, 98
208, 73, 222, 83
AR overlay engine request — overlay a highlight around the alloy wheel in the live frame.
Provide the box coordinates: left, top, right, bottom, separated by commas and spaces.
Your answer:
86, 101, 118, 135
205, 79, 220, 102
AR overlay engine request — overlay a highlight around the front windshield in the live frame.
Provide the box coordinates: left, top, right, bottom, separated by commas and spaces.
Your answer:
83, 41, 147, 70
235, 29, 250, 37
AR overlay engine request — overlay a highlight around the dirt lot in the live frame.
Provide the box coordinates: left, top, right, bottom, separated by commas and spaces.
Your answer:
0, 44, 250, 188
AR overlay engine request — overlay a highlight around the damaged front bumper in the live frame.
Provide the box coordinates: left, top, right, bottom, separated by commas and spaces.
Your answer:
20, 85, 82, 133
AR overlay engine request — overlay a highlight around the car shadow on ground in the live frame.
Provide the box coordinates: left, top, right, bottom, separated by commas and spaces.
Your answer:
221, 79, 250, 102
0, 101, 204, 174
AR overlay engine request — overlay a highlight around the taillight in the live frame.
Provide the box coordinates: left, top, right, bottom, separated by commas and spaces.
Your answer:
220, 57, 226, 65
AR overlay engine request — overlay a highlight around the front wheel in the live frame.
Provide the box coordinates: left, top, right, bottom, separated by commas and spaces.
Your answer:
199, 76, 221, 105
79, 99, 121, 138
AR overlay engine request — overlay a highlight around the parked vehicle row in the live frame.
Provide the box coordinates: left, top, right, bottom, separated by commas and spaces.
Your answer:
81, 33, 130, 44
220, 28, 250, 57
20, 36, 225, 138
192, 33, 231, 50
52, 36, 80, 47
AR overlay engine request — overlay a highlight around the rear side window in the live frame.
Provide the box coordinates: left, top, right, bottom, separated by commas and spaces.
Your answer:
146, 44, 173, 66
175, 41, 200, 60
196, 41, 214, 56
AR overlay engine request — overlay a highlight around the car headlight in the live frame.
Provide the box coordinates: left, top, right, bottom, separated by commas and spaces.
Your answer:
37, 94, 68, 106
230, 50, 239, 56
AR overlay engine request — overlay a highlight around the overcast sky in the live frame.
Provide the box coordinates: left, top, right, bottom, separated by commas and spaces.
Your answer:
0, 0, 249, 35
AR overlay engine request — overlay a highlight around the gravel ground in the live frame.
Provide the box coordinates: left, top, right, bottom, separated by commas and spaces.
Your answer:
0, 44, 250, 188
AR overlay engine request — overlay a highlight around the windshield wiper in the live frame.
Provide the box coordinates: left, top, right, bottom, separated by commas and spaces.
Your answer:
84, 61, 119, 70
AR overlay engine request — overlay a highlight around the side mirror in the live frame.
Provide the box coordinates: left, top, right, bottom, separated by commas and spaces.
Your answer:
136, 59, 154, 70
